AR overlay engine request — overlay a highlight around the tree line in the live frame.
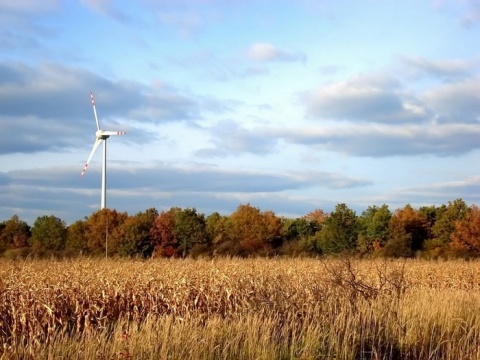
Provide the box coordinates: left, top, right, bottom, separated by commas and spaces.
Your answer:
1, 199, 479, 259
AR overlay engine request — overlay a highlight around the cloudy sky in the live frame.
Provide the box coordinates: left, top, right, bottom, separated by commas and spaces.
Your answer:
1, 0, 479, 225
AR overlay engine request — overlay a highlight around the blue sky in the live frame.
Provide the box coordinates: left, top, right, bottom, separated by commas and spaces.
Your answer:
1, 0, 479, 225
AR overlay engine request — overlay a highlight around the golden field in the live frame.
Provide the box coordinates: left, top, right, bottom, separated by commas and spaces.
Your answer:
0, 257, 480, 359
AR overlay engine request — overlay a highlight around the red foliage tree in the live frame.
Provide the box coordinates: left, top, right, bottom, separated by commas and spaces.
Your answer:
149, 207, 181, 257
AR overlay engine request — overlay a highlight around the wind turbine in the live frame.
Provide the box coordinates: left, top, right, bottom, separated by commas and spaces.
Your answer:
81, 91, 126, 209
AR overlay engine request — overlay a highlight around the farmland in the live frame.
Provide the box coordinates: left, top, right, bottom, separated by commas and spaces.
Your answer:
1, 257, 480, 359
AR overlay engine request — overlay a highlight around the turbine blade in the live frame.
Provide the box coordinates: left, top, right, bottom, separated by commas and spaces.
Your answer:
102, 130, 126, 136
90, 91, 100, 131
81, 138, 102, 176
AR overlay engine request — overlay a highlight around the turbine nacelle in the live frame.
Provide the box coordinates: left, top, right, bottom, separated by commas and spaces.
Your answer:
95, 129, 126, 140
96, 130, 110, 140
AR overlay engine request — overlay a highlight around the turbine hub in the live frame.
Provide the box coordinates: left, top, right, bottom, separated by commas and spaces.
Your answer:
96, 130, 110, 140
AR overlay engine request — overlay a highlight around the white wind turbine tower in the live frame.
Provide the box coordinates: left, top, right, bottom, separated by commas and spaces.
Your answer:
81, 91, 126, 209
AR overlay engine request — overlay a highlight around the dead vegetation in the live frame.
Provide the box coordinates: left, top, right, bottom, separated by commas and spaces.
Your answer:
0, 257, 480, 359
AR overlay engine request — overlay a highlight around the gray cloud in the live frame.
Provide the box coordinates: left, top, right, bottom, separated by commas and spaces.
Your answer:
111, 166, 371, 192
0, 163, 370, 224
0, 62, 193, 122
276, 123, 480, 157
364, 176, 480, 211
196, 120, 277, 157
0, 1, 60, 58
0, 62, 203, 155
7, 163, 369, 193
423, 76, 480, 124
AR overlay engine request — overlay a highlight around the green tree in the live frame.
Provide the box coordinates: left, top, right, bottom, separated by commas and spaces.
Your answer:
314, 203, 358, 254
282, 217, 318, 242
66, 220, 88, 254
418, 205, 441, 229
206, 212, 235, 256
430, 199, 469, 248
0, 215, 30, 249
117, 208, 158, 258
357, 205, 392, 253
206, 212, 230, 244
280, 217, 319, 254
174, 208, 209, 258
30, 215, 67, 252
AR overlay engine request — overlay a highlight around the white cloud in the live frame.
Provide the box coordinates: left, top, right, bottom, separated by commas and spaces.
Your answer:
402, 55, 477, 79
423, 76, 480, 123
304, 73, 431, 123
248, 43, 306, 63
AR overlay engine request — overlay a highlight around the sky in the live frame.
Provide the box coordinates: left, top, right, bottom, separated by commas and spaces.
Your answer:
1, 0, 480, 225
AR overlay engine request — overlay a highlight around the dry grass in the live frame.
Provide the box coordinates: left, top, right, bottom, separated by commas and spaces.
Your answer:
1, 257, 480, 359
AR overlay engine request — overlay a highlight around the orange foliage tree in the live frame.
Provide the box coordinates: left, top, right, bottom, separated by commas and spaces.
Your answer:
450, 205, 480, 256
304, 209, 328, 226
228, 204, 282, 256
383, 204, 430, 257
85, 209, 128, 255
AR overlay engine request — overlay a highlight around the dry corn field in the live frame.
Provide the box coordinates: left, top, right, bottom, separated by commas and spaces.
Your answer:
1, 258, 480, 359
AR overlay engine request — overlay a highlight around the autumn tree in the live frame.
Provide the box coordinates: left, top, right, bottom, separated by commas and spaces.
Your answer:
357, 205, 392, 253
313, 203, 358, 254
30, 215, 67, 252
383, 204, 430, 257
117, 208, 158, 258
0, 222, 6, 253
228, 204, 282, 256
304, 209, 328, 228
150, 207, 181, 257
0, 215, 30, 250
84, 209, 128, 255
450, 205, 480, 256
263, 210, 284, 249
